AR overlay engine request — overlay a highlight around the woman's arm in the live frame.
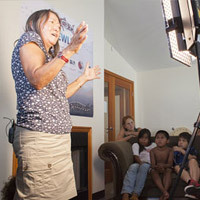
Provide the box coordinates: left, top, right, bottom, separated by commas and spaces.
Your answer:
125, 127, 141, 137
20, 43, 67, 90
116, 127, 141, 141
116, 127, 133, 141
66, 63, 100, 98
20, 22, 88, 90
131, 127, 142, 137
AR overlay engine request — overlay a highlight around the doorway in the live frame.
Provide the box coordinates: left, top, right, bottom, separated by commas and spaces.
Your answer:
104, 70, 135, 199
104, 69, 135, 143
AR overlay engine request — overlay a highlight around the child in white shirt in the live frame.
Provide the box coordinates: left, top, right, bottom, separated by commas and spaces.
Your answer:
121, 128, 156, 200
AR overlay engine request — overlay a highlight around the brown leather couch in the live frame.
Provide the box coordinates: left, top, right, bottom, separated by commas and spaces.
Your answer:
98, 136, 200, 200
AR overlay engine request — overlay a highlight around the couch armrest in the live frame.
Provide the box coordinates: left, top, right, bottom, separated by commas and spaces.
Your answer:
98, 141, 133, 199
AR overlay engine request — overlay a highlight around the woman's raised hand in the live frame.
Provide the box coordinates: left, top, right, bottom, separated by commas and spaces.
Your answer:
63, 21, 88, 56
83, 62, 101, 81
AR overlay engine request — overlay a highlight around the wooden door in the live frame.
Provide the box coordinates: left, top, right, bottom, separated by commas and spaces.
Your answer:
104, 69, 134, 183
104, 70, 134, 142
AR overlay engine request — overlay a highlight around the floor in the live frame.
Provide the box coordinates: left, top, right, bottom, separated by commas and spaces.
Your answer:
105, 181, 115, 200
101, 181, 191, 200
98, 181, 190, 200
93, 181, 114, 200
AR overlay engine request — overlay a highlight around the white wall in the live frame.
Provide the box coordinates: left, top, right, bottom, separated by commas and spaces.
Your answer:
105, 38, 200, 137
104, 39, 140, 125
136, 62, 200, 135
104, 39, 137, 81
0, 0, 104, 195
0, 0, 21, 195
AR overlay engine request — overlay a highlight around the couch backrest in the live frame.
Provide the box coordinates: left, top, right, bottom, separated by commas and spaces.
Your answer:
128, 136, 200, 151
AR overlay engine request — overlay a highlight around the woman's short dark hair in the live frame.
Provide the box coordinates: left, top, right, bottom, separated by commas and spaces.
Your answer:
25, 9, 61, 57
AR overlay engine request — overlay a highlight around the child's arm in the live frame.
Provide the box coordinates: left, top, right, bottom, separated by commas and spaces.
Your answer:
173, 146, 183, 153
162, 148, 174, 169
173, 146, 197, 160
150, 149, 165, 172
132, 143, 143, 164
150, 149, 157, 169
188, 154, 197, 160
134, 155, 143, 165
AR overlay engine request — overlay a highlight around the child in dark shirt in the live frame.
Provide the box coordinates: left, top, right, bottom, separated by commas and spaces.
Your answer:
173, 132, 200, 199
150, 130, 173, 200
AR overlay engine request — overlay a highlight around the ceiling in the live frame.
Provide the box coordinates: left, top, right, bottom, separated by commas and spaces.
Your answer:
104, 0, 190, 71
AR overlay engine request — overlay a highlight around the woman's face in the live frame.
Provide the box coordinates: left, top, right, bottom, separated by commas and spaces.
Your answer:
40, 12, 61, 51
124, 118, 135, 131
139, 133, 149, 147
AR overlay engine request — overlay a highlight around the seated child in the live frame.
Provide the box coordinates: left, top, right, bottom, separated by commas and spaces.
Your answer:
121, 128, 156, 200
173, 132, 200, 199
150, 130, 173, 200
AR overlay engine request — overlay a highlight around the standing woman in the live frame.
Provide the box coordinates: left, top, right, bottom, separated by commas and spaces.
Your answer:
11, 9, 100, 200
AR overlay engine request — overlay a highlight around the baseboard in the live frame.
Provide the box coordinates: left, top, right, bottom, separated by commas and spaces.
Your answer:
92, 190, 105, 200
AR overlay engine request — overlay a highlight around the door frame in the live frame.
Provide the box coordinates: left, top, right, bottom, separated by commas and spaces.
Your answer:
104, 69, 135, 141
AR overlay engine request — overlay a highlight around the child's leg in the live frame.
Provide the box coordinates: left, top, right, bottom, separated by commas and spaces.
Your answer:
174, 165, 191, 183
150, 169, 165, 193
184, 159, 200, 199
189, 159, 200, 183
132, 163, 150, 197
121, 163, 140, 195
159, 193, 168, 200
162, 168, 172, 200
122, 193, 129, 200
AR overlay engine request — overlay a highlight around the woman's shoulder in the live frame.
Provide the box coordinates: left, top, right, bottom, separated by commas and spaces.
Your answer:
20, 31, 39, 40
20, 31, 43, 46
19, 31, 46, 54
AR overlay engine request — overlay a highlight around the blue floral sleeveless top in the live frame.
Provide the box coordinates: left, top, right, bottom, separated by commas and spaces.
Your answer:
11, 31, 72, 134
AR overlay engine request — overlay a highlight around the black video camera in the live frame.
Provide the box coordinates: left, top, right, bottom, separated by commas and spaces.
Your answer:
8, 120, 15, 144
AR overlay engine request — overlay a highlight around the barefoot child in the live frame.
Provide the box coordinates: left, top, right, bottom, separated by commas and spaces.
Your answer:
150, 130, 173, 200
121, 128, 156, 200
173, 132, 200, 199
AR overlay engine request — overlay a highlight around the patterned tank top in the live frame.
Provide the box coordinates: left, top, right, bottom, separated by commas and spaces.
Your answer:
11, 31, 72, 134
